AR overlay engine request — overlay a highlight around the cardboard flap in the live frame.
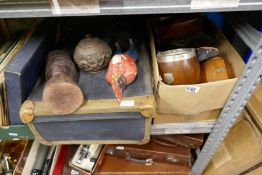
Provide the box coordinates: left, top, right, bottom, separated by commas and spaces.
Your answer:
148, 22, 161, 93
158, 78, 237, 115
154, 109, 221, 124
205, 112, 262, 175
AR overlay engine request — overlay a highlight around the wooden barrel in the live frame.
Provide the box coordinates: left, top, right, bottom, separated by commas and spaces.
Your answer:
157, 48, 201, 85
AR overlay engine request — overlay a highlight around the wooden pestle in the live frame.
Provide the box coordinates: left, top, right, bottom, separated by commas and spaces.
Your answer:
43, 50, 84, 114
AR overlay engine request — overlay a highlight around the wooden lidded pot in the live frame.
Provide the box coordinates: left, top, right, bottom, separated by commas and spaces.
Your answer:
74, 35, 112, 72
43, 50, 84, 114
157, 48, 201, 85
200, 56, 235, 83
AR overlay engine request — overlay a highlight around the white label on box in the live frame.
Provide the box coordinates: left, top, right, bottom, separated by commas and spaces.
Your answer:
185, 85, 200, 94
120, 100, 135, 107
116, 146, 125, 150
9, 133, 18, 136
191, 0, 239, 9
50, 0, 100, 15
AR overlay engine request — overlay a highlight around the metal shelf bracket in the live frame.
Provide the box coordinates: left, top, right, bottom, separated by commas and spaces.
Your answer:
192, 14, 262, 175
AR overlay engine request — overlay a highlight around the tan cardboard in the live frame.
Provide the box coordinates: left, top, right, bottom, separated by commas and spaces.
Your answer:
154, 109, 221, 124
150, 22, 245, 115
204, 111, 262, 175
246, 166, 262, 175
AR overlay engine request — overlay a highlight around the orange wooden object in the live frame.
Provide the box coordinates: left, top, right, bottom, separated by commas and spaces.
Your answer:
157, 48, 201, 85
201, 57, 234, 83
106, 54, 137, 101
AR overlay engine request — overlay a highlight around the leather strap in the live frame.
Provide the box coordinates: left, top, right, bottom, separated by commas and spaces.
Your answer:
153, 137, 179, 147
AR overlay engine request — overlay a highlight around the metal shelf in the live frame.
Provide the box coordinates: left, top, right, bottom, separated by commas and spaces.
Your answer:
151, 113, 218, 135
0, 0, 262, 18
0, 125, 34, 140
0, 1, 262, 174
151, 121, 215, 135
192, 13, 262, 175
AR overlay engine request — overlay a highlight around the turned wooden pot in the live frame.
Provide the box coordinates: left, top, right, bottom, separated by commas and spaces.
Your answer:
43, 50, 84, 114
200, 57, 234, 83
157, 48, 201, 85
74, 35, 112, 72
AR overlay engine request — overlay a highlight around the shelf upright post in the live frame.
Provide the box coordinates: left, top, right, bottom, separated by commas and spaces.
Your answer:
192, 13, 262, 175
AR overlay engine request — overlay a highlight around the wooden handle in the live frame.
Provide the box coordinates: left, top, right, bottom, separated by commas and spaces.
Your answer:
20, 100, 35, 123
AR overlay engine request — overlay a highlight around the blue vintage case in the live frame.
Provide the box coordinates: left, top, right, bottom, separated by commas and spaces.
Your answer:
17, 17, 154, 144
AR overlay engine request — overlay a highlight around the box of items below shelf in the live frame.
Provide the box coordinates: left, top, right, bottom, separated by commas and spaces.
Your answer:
94, 134, 203, 174
22, 135, 204, 174
5, 17, 154, 145
0, 139, 106, 175
0, 139, 32, 175
7, 134, 203, 175
149, 14, 245, 116
204, 109, 262, 175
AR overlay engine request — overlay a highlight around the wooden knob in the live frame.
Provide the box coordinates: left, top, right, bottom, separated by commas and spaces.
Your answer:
20, 100, 35, 123
43, 50, 84, 114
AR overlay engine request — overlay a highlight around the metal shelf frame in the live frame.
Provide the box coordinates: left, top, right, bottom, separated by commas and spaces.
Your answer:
1, 0, 262, 18
0, 1, 262, 175
192, 13, 262, 175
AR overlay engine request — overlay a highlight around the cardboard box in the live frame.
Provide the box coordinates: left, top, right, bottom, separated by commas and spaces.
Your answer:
149, 21, 245, 115
246, 166, 262, 175
204, 110, 262, 175
154, 109, 220, 124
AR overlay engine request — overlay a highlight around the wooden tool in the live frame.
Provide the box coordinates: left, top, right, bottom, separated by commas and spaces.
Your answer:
201, 56, 234, 83
43, 50, 84, 114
